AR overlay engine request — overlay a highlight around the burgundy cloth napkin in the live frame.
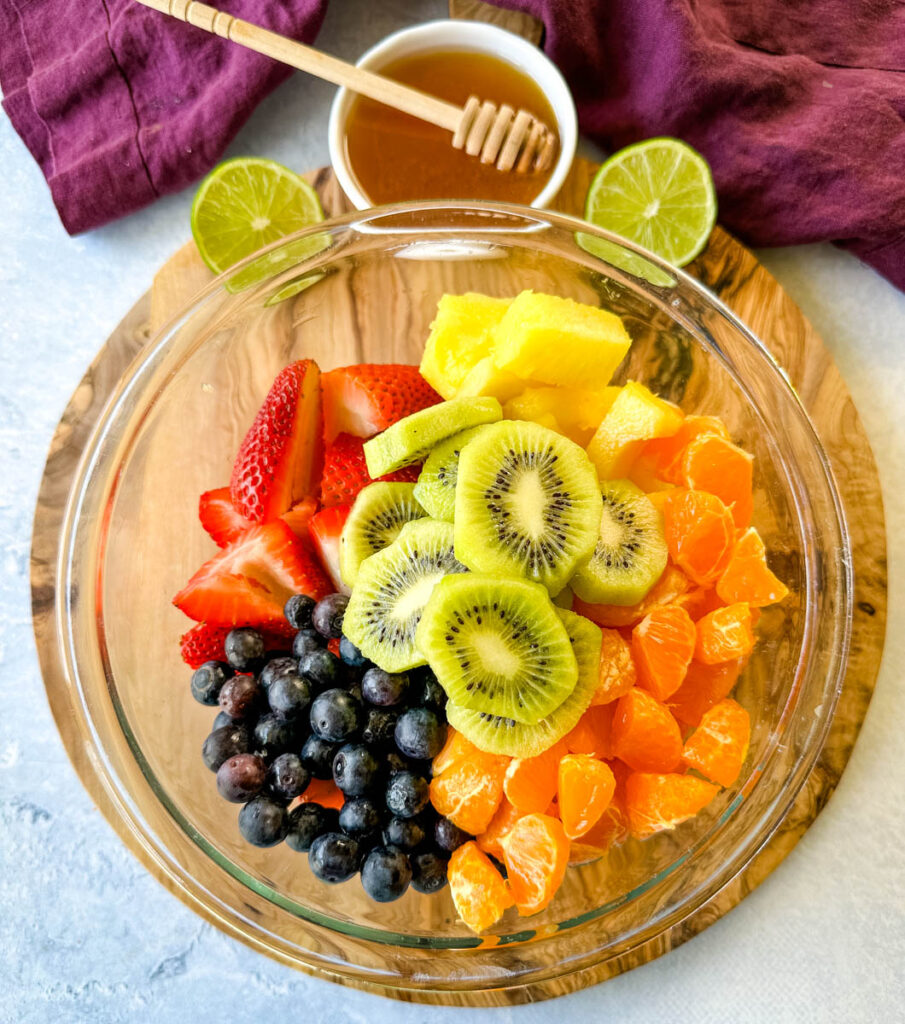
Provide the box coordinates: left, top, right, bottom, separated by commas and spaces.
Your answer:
491, 0, 905, 290
0, 0, 326, 233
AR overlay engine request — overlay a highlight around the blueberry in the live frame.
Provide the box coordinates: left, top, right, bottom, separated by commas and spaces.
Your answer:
224, 627, 266, 672
414, 669, 447, 712
293, 629, 323, 660
259, 656, 298, 690
361, 667, 409, 707
411, 849, 449, 894
253, 713, 301, 759
201, 724, 249, 772
238, 796, 288, 847
190, 660, 232, 706
301, 734, 340, 780
362, 707, 399, 747
312, 594, 349, 639
385, 750, 416, 776
394, 707, 446, 760
338, 636, 368, 669
216, 753, 267, 803
385, 770, 430, 819
308, 832, 360, 883
218, 674, 261, 720
382, 815, 427, 851
360, 846, 412, 902
299, 649, 341, 692
212, 710, 239, 731
286, 803, 338, 852
434, 816, 471, 853
266, 753, 310, 801
332, 743, 380, 797
338, 797, 382, 840
310, 688, 363, 743
284, 593, 317, 630
267, 670, 311, 719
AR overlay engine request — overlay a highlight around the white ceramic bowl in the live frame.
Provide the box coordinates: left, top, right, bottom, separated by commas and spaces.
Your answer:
327, 19, 578, 210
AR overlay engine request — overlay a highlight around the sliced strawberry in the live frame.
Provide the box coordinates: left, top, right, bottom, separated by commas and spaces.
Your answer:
173, 521, 331, 628
179, 620, 295, 669
199, 487, 253, 548
321, 363, 441, 443
230, 359, 323, 522
319, 433, 419, 507
309, 503, 351, 594
280, 496, 318, 541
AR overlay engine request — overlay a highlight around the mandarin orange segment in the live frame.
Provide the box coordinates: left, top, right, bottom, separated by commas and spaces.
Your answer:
575, 563, 691, 628
296, 778, 345, 810
674, 585, 724, 621
681, 434, 754, 530
682, 698, 751, 787
627, 452, 676, 493
448, 841, 514, 933
591, 628, 638, 704
501, 813, 570, 915
624, 772, 720, 839
668, 657, 744, 727
611, 688, 683, 772
564, 703, 617, 759
568, 772, 630, 862
433, 728, 480, 775
503, 744, 563, 815
716, 527, 789, 607
632, 604, 696, 701
662, 489, 735, 586
430, 755, 507, 835
476, 797, 523, 861
558, 754, 616, 839
643, 415, 731, 484
694, 602, 755, 665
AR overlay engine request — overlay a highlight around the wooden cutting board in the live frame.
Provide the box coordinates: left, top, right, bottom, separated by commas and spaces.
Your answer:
31, 0, 887, 1005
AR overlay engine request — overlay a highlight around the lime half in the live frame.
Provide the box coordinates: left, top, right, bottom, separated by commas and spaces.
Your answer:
583, 138, 717, 268
191, 157, 324, 275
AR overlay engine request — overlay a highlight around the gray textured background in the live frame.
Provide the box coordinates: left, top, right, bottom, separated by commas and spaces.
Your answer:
2, 1, 904, 1020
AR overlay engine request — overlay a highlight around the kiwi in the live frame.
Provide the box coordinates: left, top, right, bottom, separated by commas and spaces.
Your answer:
363, 397, 502, 478
446, 608, 603, 758
343, 519, 466, 672
453, 419, 603, 596
570, 479, 668, 605
412, 425, 488, 522
415, 573, 577, 725
553, 585, 575, 610
339, 482, 425, 587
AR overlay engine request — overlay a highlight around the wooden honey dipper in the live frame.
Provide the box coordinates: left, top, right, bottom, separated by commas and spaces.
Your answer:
135, 0, 557, 173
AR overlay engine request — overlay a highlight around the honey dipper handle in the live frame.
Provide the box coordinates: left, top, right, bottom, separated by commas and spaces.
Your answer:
135, 0, 465, 133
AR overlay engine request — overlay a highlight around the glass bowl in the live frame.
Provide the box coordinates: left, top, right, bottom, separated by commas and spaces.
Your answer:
51, 202, 850, 999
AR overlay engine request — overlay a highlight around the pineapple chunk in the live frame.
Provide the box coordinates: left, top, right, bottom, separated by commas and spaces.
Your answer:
456, 356, 524, 402
504, 385, 621, 446
419, 293, 512, 399
587, 381, 684, 479
491, 291, 631, 390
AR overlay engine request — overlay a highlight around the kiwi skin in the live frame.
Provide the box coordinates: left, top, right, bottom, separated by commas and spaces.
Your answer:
412, 425, 487, 523
339, 481, 424, 587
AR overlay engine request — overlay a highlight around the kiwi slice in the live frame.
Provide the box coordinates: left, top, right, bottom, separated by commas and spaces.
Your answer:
412, 425, 488, 522
453, 420, 603, 596
446, 608, 603, 758
553, 585, 575, 610
570, 479, 668, 606
339, 482, 425, 587
343, 519, 466, 672
415, 573, 577, 725
363, 397, 502, 478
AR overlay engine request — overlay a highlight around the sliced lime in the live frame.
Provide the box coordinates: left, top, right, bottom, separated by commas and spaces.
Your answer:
583, 138, 717, 268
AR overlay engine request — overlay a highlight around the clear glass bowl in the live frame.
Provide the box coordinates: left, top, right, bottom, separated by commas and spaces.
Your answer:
53, 202, 850, 998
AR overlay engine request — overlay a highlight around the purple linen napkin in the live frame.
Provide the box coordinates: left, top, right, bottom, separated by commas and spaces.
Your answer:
491, 0, 905, 291
0, 0, 327, 233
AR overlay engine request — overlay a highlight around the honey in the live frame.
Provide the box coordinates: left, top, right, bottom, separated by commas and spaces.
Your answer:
343, 50, 558, 206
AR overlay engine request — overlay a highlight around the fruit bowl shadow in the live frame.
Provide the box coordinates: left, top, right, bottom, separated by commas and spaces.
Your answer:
52, 201, 850, 999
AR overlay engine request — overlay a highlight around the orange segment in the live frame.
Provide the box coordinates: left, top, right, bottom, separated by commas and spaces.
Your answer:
476, 797, 523, 861
682, 698, 751, 787
558, 754, 616, 839
503, 744, 563, 815
433, 728, 480, 775
662, 489, 735, 586
568, 768, 630, 862
591, 627, 637, 704
674, 585, 724, 621
681, 434, 754, 530
448, 841, 513, 933
501, 813, 570, 915
643, 415, 731, 484
296, 778, 345, 811
564, 703, 617, 759
632, 604, 696, 701
668, 657, 744, 727
717, 527, 789, 607
694, 602, 755, 665
611, 688, 683, 772
575, 563, 691, 628
430, 755, 507, 835
625, 772, 720, 839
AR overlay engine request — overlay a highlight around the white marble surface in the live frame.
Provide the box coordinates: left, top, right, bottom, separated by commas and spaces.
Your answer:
2, 1, 904, 1020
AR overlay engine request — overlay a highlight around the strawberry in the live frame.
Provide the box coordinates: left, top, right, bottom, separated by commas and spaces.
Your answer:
173, 520, 331, 628
319, 433, 419, 507
230, 359, 323, 522
309, 503, 351, 593
199, 487, 253, 548
321, 364, 441, 443
179, 621, 295, 669
280, 496, 318, 541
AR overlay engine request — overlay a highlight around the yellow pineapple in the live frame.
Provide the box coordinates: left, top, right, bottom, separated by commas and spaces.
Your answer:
587, 381, 684, 479
504, 385, 621, 446
456, 356, 524, 403
491, 291, 631, 390
419, 293, 512, 399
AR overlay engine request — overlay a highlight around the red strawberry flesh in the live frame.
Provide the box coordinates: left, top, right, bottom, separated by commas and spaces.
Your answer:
199, 487, 253, 548
309, 503, 351, 594
321, 363, 441, 443
319, 432, 419, 507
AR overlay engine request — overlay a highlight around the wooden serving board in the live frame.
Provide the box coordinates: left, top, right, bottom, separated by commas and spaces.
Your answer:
31, 1, 887, 1006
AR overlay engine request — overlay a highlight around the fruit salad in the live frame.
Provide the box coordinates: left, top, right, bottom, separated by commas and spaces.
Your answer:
174, 290, 788, 932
